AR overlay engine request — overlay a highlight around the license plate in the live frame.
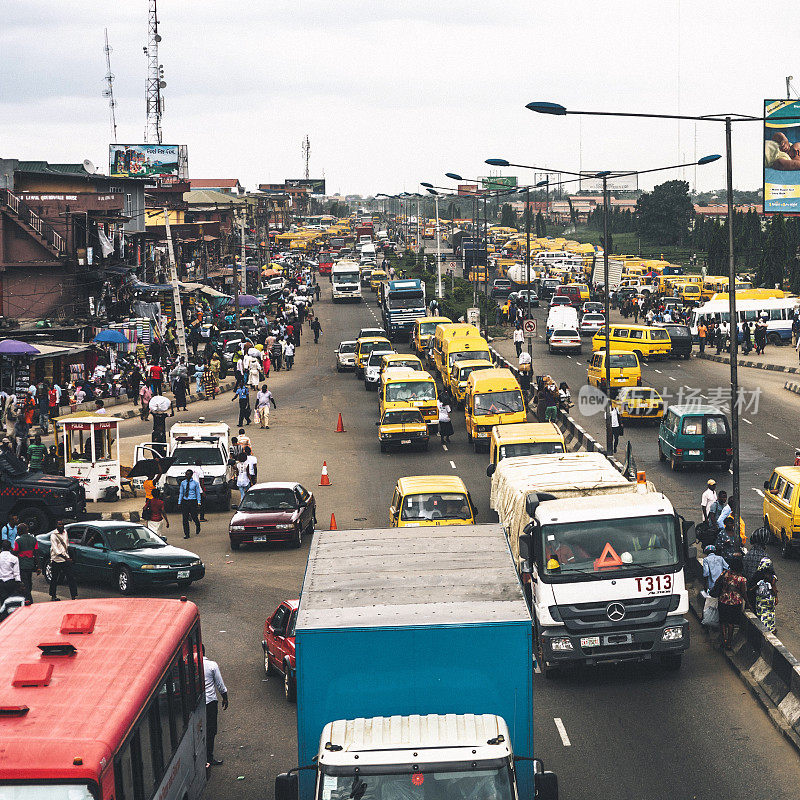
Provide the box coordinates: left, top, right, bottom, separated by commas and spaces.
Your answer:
177, 570, 190, 579
476, 431, 488, 438
401, 439, 411, 445
688, 449, 701, 456
581, 636, 601, 648
253, 535, 267, 542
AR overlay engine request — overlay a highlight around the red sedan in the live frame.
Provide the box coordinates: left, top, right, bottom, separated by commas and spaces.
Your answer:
263, 599, 298, 701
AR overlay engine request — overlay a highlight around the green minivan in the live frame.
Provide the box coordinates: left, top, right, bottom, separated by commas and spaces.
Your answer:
658, 404, 732, 471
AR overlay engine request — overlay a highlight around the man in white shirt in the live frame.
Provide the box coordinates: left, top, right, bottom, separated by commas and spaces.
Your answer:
701, 479, 717, 521
203, 646, 228, 768
0, 540, 23, 601
244, 447, 258, 484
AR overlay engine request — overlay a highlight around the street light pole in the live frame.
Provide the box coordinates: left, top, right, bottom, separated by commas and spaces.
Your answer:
434, 193, 443, 299
525, 186, 532, 363
602, 175, 612, 453
725, 117, 741, 530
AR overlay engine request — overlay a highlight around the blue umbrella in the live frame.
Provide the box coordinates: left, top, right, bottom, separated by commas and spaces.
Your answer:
237, 294, 261, 308
0, 339, 40, 355
93, 329, 130, 344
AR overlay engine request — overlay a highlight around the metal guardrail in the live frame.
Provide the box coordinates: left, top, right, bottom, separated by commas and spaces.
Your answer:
0, 189, 65, 254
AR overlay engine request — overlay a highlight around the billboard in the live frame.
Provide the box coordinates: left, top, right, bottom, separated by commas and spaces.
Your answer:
579, 171, 638, 192
764, 99, 800, 214
285, 178, 326, 194
109, 144, 181, 178
458, 184, 479, 196
480, 175, 518, 191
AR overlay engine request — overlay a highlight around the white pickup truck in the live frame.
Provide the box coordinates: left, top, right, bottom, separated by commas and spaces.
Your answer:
134, 421, 231, 512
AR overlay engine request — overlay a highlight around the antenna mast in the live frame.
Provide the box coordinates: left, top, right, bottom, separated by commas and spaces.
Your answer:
103, 29, 118, 142
302, 135, 310, 179
144, 0, 164, 143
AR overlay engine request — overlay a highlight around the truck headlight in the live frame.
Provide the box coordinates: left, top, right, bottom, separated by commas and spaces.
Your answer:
662, 626, 684, 641
549, 637, 574, 652
212, 476, 225, 485
166, 476, 179, 486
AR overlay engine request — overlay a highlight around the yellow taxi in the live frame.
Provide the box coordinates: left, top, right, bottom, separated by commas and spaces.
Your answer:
389, 475, 476, 527
369, 268, 388, 291
378, 406, 429, 453
448, 359, 495, 406
591, 324, 671, 360
487, 422, 565, 473
411, 316, 451, 357
587, 350, 642, 392
380, 369, 438, 430
611, 386, 665, 421
354, 336, 391, 378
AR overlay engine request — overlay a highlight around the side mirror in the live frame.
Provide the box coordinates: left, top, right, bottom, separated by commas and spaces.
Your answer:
486, 463, 496, 478
275, 772, 299, 800
375, 421, 380, 426
764, 480, 770, 491
532, 761, 559, 800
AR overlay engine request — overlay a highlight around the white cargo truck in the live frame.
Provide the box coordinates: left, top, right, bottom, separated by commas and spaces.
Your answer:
490, 452, 694, 674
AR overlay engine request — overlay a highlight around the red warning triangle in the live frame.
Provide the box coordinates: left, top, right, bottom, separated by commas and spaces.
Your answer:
593, 542, 623, 571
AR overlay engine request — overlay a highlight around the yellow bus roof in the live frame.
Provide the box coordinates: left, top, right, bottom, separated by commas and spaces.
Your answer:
491, 422, 563, 444
468, 367, 521, 391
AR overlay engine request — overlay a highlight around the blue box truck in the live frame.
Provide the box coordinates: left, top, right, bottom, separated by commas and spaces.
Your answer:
275, 524, 558, 800
381, 278, 426, 340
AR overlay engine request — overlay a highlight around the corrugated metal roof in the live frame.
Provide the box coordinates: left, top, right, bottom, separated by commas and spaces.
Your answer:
183, 189, 245, 205
296, 525, 529, 630
16, 161, 91, 176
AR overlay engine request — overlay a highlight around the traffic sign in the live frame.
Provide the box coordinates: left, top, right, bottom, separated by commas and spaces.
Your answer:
523, 319, 537, 338
448, 261, 456, 269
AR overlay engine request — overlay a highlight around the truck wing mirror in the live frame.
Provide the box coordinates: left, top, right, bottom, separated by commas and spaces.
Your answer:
534, 770, 559, 800
275, 772, 299, 800
681, 518, 696, 545
486, 463, 496, 478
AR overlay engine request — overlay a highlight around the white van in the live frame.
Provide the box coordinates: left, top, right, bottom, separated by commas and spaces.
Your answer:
545, 305, 579, 341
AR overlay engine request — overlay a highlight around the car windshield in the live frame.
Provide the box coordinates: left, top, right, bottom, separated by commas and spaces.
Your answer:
339, 342, 357, 353
450, 349, 491, 367
400, 492, 472, 521
541, 515, 679, 578
500, 441, 564, 459
171, 447, 225, 466
368, 351, 394, 366
386, 381, 436, 402
240, 487, 298, 511
608, 353, 639, 368
553, 329, 577, 337
419, 322, 439, 335
104, 525, 166, 551
360, 330, 385, 338
383, 410, 424, 424
386, 359, 419, 370
474, 390, 524, 415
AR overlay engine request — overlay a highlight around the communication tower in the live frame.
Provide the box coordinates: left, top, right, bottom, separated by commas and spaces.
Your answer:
103, 29, 118, 142
143, 0, 165, 143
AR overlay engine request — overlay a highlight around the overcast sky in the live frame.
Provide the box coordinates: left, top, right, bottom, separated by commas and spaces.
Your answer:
0, 1, 792, 196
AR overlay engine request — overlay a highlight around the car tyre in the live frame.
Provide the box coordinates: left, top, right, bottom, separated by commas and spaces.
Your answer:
292, 524, 303, 549
117, 566, 134, 595
670, 456, 680, 472
284, 662, 296, 702
781, 532, 793, 559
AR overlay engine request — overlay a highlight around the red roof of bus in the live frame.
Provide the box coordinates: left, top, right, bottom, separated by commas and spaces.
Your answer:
0, 598, 200, 783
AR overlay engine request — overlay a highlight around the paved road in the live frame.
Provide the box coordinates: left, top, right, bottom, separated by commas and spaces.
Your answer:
492, 303, 800, 655
36, 283, 800, 799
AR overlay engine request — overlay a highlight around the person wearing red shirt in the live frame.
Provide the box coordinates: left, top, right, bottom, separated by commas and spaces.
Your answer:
149, 363, 164, 395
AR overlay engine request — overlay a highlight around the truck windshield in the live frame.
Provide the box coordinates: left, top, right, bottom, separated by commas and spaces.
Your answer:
474, 390, 524, 415
318, 766, 514, 800
450, 350, 491, 367
386, 382, 436, 402
540, 514, 679, 578
389, 293, 425, 308
1, 786, 94, 800
172, 447, 225, 466
334, 272, 360, 283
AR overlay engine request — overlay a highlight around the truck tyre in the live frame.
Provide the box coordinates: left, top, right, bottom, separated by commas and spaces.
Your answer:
18, 506, 50, 536
768, 333, 781, 346
284, 662, 296, 702
117, 566, 134, 595
660, 653, 682, 671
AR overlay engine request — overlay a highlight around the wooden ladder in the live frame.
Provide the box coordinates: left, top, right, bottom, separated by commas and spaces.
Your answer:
163, 209, 188, 361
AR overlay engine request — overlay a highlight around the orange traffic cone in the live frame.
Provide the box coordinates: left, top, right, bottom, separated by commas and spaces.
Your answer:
329, 513, 338, 530
319, 461, 331, 486
335, 413, 345, 433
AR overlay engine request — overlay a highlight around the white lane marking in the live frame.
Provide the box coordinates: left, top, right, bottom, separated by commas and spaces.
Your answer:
729, 468, 734, 475
554, 718, 571, 747
669, 376, 676, 381
768, 433, 779, 440
449, 460, 456, 469
754, 488, 765, 498
654, 369, 662, 374
699, 394, 708, 399
683, 385, 692, 391
743, 418, 752, 425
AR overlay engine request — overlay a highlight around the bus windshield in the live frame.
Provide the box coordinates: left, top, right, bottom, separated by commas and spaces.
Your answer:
386, 381, 436, 402
500, 441, 564, 459
419, 321, 440, 335
474, 390, 524, 415
541, 514, 679, 579
450, 349, 491, 367
1, 785, 95, 799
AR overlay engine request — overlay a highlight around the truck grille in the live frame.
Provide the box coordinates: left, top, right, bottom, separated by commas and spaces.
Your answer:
558, 595, 675, 633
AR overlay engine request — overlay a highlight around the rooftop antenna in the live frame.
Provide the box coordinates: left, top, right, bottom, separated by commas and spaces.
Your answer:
143, 0, 165, 143
787, 76, 798, 100
302, 134, 310, 180
103, 28, 118, 142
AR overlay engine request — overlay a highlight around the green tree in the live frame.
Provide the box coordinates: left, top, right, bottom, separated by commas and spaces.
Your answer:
499, 204, 517, 229
758, 214, 789, 288
636, 180, 694, 245
536, 211, 547, 237
706, 220, 728, 275
523, 205, 534, 231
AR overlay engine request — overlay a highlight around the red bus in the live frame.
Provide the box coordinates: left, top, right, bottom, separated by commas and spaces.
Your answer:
318, 251, 334, 275
0, 598, 207, 800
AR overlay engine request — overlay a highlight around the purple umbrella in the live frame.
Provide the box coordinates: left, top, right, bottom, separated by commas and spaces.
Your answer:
237, 294, 261, 308
0, 339, 40, 355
